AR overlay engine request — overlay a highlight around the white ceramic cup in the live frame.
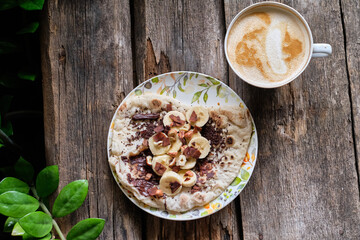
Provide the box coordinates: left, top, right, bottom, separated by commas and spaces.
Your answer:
224, 1, 332, 88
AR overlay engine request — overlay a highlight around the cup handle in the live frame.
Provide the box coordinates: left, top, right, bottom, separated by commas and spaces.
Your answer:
312, 43, 332, 58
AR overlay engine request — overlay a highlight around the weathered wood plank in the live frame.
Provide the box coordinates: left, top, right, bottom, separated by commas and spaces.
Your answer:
40, 0, 143, 239
341, 0, 360, 187
224, 0, 360, 239
133, 0, 240, 239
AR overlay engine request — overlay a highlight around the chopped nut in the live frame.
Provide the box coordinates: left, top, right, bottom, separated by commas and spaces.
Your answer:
168, 157, 176, 167
155, 189, 163, 197
154, 125, 164, 133
145, 173, 152, 180
185, 170, 194, 177
146, 156, 152, 165
168, 152, 178, 158
189, 111, 198, 123
169, 114, 185, 126
168, 129, 178, 137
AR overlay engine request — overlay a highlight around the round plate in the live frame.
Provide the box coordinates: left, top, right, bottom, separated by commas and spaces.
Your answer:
107, 71, 258, 221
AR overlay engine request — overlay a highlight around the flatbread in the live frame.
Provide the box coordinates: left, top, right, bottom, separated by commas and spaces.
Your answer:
109, 93, 252, 212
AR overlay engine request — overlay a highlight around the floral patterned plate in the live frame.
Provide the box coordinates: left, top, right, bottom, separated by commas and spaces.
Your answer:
107, 71, 258, 221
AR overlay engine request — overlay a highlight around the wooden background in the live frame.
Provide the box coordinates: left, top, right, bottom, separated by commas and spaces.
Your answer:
41, 0, 360, 239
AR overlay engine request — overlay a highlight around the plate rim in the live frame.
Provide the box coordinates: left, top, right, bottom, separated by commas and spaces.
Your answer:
107, 71, 258, 221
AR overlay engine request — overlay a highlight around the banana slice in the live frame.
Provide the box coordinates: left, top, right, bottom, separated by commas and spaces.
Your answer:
188, 136, 210, 159
152, 155, 172, 176
186, 106, 209, 127
163, 111, 186, 130
149, 132, 171, 155
167, 134, 183, 155
180, 157, 196, 169
179, 170, 197, 187
179, 123, 191, 131
175, 154, 187, 167
159, 171, 183, 196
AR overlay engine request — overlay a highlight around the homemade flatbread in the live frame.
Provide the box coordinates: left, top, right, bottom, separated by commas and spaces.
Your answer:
109, 93, 252, 212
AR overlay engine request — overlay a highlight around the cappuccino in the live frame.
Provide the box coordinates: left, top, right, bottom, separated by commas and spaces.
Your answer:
227, 7, 310, 83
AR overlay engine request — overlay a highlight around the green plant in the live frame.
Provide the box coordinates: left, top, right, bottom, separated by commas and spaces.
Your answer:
0, 158, 105, 240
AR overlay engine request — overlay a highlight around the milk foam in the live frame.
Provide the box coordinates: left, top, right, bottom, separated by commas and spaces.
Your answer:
227, 7, 310, 83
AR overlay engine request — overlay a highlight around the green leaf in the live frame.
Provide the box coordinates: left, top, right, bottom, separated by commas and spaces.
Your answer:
0, 41, 17, 54
195, 73, 199, 78
0, 0, 18, 10
198, 83, 208, 87
151, 77, 159, 83
0, 191, 39, 218
0, 177, 30, 195
203, 92, 208, 103
200, 211, 208, 216
12, 222, 25, 236
189, 73, 194, 80
17, 71, 36, 81
67, 218, 105, 240
172, 90, 177, 98
191, 91, 202, 103
230, 177, 241, 186
4, 217, 18, 232
19, 0, 45, 10
216, 85, 222, 97
240, 168, 250, 181
17, 22, 40, 34
52, 180, 88, 218
23, 232, 52, 240
19, 212, 53, 238
0, 73, 22, 88
159, 86, 169, 95
177, 83, 185, 92
36, 165, 59, 198
183, 75, 188, 87
206, 77, 220, 85
1, 121, 13, 136
15, 157, 34, 183
134, 89, 142, 96
0, 143, 3, 148
237, 183, 246, 190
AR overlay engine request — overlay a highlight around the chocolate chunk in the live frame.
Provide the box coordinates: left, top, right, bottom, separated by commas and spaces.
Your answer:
153, 132, 170, 147
169, 114, 185, 126
201, 120, 224, 146
166, 103, 172, 111
154, 162, 166, 175
139, 122, 159, 139
184, 146, 201, 159
170, 165, 180, 173
132, 113, 160, 120
162, 137, 170, 146
191, 185, 201, 194
154, 125, 164, 133
189, 111, 198, 123
170, 181, 181, 193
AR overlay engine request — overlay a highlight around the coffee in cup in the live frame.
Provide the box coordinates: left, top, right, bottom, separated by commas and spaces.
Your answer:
225, 2, 332, 88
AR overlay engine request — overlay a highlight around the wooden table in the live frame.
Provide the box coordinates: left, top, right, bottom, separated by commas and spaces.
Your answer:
40, 0, 360, 239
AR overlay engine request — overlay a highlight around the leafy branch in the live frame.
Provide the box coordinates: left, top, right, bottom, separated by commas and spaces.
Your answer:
0, 159, 105, 239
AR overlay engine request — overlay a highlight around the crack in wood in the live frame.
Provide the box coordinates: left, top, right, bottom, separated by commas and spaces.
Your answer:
339, 0, 360, 195
145, 38, 171, 78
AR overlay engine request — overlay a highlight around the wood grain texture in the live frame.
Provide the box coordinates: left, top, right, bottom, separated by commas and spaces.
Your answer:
40, 0, 143, 239
224, 0, 360, 239
340, 0, 360, 186
133, 0, 240, 239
